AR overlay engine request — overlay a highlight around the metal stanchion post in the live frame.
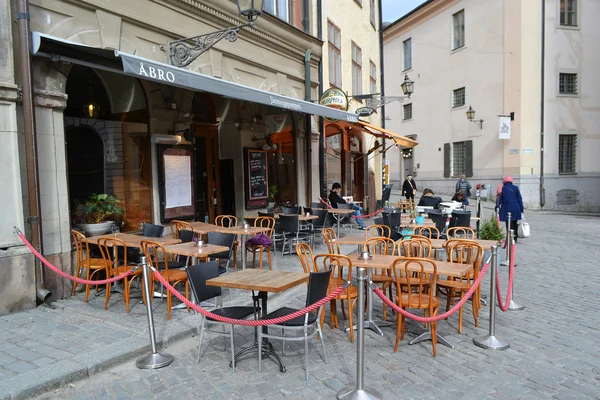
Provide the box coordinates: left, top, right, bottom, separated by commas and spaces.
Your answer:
337, 267, 382, 400
500, 212, 511, 266
507, 229, 524, 311
473, 246, 510, 350
476, 195, 481, 238
136, 256, 174, 369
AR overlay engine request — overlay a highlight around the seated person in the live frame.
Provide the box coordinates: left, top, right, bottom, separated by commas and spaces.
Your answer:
451, 190, 469, 205
328, 182, 366, 229
417, 188, 441, 209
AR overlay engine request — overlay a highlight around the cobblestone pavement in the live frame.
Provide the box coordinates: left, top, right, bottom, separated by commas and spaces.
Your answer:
2, 199, 599, 399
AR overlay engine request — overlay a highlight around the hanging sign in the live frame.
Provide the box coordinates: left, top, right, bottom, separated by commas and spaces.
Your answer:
355, 106, 374, 117
499, 116, 511, 140
319, 87, 348, 122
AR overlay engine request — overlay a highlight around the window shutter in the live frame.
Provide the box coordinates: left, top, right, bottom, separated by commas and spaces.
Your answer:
443, 143, 451, 178
465, 140, 473, 177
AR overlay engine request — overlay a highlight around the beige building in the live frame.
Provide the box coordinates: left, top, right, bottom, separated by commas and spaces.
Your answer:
383, 0, 600, 211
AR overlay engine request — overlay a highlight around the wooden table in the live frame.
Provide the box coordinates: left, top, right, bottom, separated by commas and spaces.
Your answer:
214, 226, 269, 270
207, 270, 309, 371
163, 242, 229, 264
429, 238, 500, 250
188, 221, 222, 234
87, 232, 180, 247
276, 213, 319, 221
327, 208, 355, 237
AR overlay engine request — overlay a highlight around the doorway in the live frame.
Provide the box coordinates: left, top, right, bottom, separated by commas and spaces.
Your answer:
194, 124, 220, 222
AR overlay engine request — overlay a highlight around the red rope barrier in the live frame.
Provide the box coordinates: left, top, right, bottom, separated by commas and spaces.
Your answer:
373, 261, 490, 323
151, 269, 346, 326
496, 243, 516, 312
17, 231, 135, 285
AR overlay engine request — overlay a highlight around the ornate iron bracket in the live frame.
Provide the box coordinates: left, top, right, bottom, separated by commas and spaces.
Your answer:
162, 22, 252, 68
364, 95, 408, 110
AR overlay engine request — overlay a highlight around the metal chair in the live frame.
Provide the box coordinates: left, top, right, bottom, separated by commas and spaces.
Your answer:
304, 208, 328, 246
279, 214, 311, 255
142, 223, 165, 238
335, 203, 355, 232
207, 232, 236, 275
281, 206, 301, 215
310, 201, 326, 210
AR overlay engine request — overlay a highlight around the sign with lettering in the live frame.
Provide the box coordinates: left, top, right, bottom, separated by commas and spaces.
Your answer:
244, 148, 268, 209
320, 87, 349, 122
355, 106, 374, 117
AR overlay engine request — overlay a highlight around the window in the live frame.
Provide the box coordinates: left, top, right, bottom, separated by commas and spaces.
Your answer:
370, 0, 376, 28
559, 73, 578, 95
403, 38, 412, 70
452, 142, 466, 177
452, 10, 465, 50
352, 42, 362, 95
452, 87, 466, 108
403, 103, 412, 120
369, 61, 377, 95
560, 0, 577, 26
328, 21, 342, 87
264, 0, 305, 31
444, 141, 473, 178
558, 134, 577, 174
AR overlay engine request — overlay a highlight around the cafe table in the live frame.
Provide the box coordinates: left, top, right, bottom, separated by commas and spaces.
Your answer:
332, 234, 373, 253
188, 221, 222, 234
327, 208, 355, 237
206, 269, 309, 372
429, 238, 500, 250
214, 225, 268, 270
350, 253, 472, 348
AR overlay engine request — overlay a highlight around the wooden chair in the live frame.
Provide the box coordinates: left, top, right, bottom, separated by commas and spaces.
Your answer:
414, 226, 441, 240
246, 216, 275, 270
71, 230, 110, 302
97, 237, 142, 312
365, 224, 391, 238
392, 257, 441, 356
446, 227, 475, 240
322, 227, 341, 254
397, 198, 415, 213
364, 237, 396, 321
296, 243, 315, 275
314, 254, 358, 343
140, 240, 190, 320
215, 215, 238, 268
170, 220, 194, 239
399, 237, 433, 259
436, 240, 483, 333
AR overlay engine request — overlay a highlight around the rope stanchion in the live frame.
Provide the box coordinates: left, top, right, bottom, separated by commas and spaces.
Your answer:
152, 269, 347, 326
473, 245, 510, 350
16, 229, 134, 286
505, 232, 524, 311
496, 242, 516, 312
500, 212, 512, 262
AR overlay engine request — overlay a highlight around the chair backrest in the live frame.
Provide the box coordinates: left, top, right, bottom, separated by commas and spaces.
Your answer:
446, 240, 484, 270
392, 257, 437, 308
207, 232, 236, 260
336, 203, 353, 210
311, 201, 325, 209
447, 226, 475, 239
72, 230, 91, 266
383, 207, 402, 214
399, 237, 433, 258
321, 227, 340, 254
448, 210, 471, 229
186, 261, 221, 303
427, 212, 447, 232
254, 216, 276, 239
140, 240, 176, 281
258, 211, 275, 217
305, 269, 333, 307
170, 220, 193, 239
387, 212, 402, 230
215, 215, 237, 228
366, 224, 391, 238
143, 223, 165, 238
373, 216, 384, 226
296, 243, 315, 274
313, 254, 352, 290
97, 237, 127, 275
281, 206, 301, 215
364, 237, 396, 256
311, 208, 328, 228
178, 229, 196, 243
303, 207, 312, 215
414, 226, 441, 239
382, 184, 393, 203
279, 214, 300, 233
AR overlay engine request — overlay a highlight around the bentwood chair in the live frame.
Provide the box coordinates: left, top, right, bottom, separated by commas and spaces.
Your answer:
258, 269, 332, 380
186, 261, 258, 372
366, 224, 391, 238
246, 216, 275, 270
97, 237, 142, 312
436, 240, 483, 333
140, 240, 189, 320
259, 211, 283, 251
446, 227, 475, 240
392, 257, 441, 356
414, 226, 441, 240
400, 237, 434, 259
296, 243, 315, 276
364, 237, 396, 321
170, 220, 194, 239
322, 227, 341, 255
71, 230, 111, 302
215, 215, 238, 268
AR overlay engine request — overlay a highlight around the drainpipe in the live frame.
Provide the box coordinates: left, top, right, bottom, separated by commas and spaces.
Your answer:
317, 0, 326, 200
17, 0, 51, 303
378, 0, 386, 192
304, 49, 312, 204
302, 0, 310, 33
539, 0, 546, 208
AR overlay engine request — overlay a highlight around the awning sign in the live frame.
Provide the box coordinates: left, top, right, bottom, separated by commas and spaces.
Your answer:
499, 116, 511, 140
319, 87, 348, 122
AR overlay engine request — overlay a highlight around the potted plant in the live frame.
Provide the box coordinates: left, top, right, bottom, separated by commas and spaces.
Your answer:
77, 193, 124, 236
479, 216, 504, 241
268, 185, 278, 210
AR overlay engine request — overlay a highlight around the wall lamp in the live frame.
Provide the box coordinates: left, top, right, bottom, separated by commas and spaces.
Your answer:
466, 106, 484, 129
163, 0, 264, 67
151, 134, 182, 145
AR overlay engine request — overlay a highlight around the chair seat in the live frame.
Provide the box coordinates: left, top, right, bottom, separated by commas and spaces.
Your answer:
284, 232, 311, 239
87, 257, 110, 269
113, 265, 142, 276
160, 269, 187, 282
261, 307, 318, 326
246, 244, 271, 251
436, 279, 472, 291
398, 294, 441, 309
372, 275, 392, 283
207, 306, 256, 321
156, 260, 186, 270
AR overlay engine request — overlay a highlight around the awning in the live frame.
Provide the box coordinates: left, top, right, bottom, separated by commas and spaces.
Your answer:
31, 32, 360, 124
357, 120, 418, 148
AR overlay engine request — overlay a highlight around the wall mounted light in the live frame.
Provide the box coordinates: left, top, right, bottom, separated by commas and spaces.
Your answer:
466, 106, 484, 129
151, 134, 182, 145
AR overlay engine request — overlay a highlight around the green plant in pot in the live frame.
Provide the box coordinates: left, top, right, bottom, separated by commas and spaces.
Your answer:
78, 193, 124, 236
479, 216, 504, 241
268, 185, 278, 209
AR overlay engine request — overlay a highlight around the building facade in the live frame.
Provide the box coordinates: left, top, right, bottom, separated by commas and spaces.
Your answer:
383, 0, 600, 211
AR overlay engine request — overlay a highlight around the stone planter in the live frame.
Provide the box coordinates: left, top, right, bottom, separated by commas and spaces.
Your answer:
80, 221, 114, 237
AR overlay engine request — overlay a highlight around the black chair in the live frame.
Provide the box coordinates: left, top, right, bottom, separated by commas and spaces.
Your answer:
386, 212, 403, 241
207, 232, 236, 274
448, 210, 472, 230
258, 269, 332, 380
186, 261, 258, 371
310, 201, 325, 210
335, 203, 355, 232
384, 207, 402, 214
428, 211, 448, 235
279, 214, 311, 255
143, 223, 165, 238
304, 208, 328, 246
382, 184, 393, 204
281, 206, 301, 215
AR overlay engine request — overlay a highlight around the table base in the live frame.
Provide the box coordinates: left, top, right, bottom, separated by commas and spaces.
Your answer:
346, 319, 393, 336
337, 385, 383, 399
408, 330, 455, 349
230, 340, 286, 373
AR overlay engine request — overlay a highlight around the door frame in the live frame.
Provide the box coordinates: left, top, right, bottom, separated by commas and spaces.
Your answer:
193, 122, 221, 222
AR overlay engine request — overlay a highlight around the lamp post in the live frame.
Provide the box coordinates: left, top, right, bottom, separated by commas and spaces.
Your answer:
164, 0, 264, 67
466, 106, 484, 129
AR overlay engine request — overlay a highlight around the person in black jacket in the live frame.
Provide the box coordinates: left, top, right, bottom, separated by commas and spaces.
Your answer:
417, 189, 441, 209
328, 182, 366, 229
402, 174, 417, 200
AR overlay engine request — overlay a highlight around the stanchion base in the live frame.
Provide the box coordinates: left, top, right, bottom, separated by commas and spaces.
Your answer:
499, 260, 509, 266
337, 385, 383, 400
508, 300, 524, 311
135, 352, 174, 369
473, 335, 509, 350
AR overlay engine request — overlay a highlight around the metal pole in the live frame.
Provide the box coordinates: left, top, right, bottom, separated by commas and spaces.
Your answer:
507, 229, 524, 311
476, 196, 481, 238
500, 212, 511, 266
136, 256, 174, 369
473, 246, 510, 350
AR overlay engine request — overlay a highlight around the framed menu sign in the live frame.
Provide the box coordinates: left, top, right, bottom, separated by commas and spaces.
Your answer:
158, 145, 195, 222
244, 148, 268, 209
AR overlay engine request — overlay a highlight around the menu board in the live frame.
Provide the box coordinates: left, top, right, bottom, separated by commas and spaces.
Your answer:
244, 148, 268, 209
158, 146, 195, 221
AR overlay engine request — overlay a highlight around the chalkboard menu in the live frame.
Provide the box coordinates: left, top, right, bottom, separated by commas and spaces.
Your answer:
244, 148, 268, 209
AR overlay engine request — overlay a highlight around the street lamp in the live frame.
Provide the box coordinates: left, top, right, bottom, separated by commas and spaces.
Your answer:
400, 74, 414, 98
164, 0, 264, 68
466, 105, 484, 129
351, 73, 414, 115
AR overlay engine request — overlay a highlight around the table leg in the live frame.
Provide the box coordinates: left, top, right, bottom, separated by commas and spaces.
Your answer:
241, 234, 247, 270
346, 268, 393, 336
337, 214, 341, 237
408, 330, 455, 349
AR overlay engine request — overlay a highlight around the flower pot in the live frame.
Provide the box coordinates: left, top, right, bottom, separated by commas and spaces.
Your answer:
80, 221, 114, 237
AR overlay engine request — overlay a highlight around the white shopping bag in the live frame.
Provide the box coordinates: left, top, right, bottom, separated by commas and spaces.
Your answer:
517, 217, 530, 238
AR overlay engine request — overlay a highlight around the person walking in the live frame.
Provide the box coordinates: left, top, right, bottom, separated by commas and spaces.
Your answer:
328, 182, 366, 229
499, 176, 524, 243
455, 174, 472, 205
402, 173, 417, 201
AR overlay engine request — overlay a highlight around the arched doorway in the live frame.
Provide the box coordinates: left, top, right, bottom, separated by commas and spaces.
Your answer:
66, 126, 104, 208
